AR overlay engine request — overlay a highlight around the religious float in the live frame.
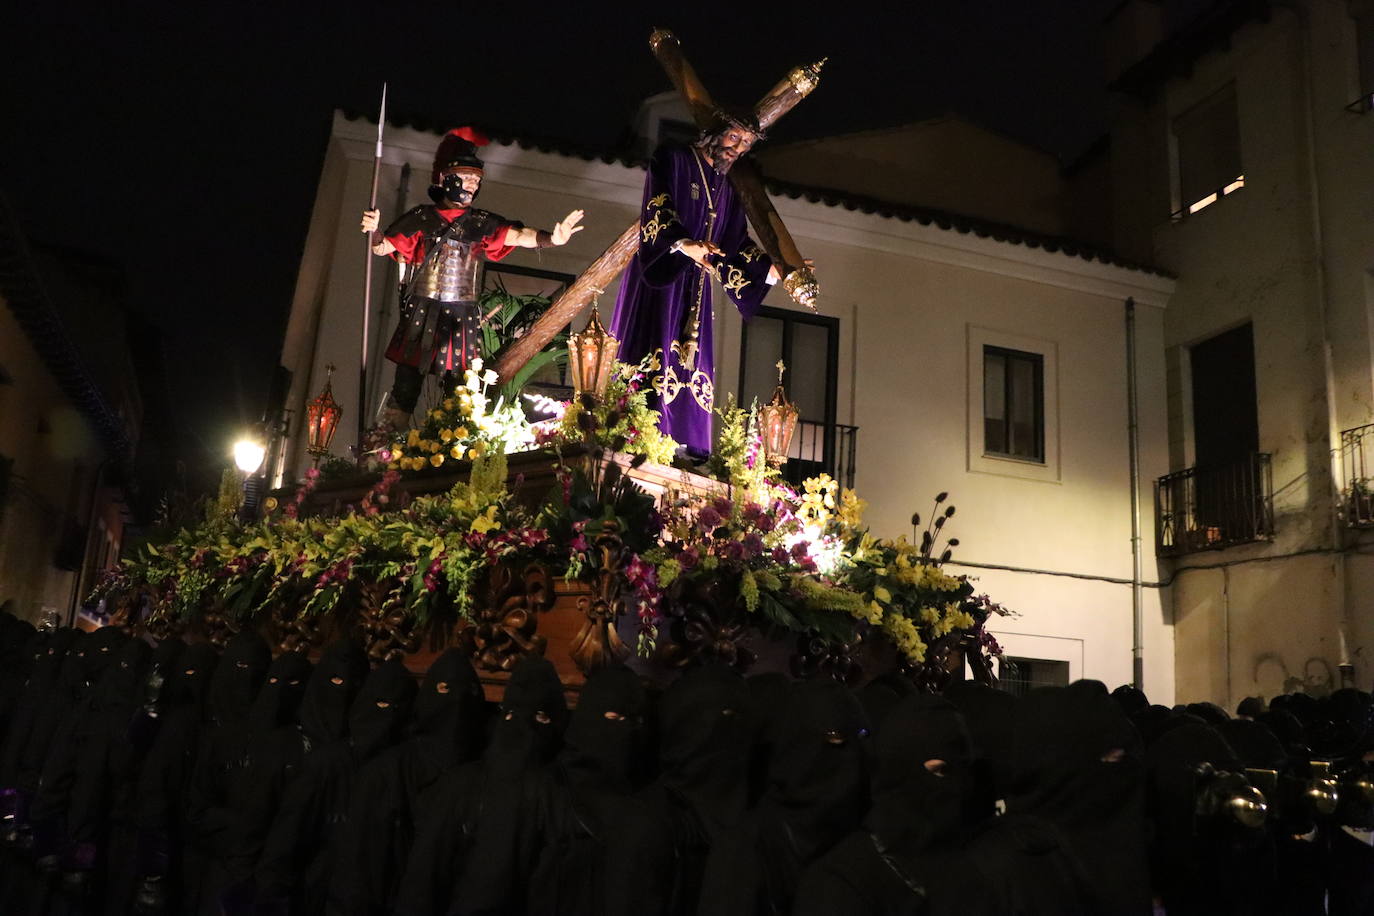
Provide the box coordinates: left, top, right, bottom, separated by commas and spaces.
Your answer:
91, 336, 1010, 699
88, 31, 1013, 698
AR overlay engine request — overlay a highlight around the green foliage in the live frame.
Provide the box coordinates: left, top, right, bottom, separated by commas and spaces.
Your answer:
558, 359, 679, 465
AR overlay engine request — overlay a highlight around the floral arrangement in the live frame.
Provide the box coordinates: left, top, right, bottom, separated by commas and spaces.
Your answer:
93, 365, 1012, 675
557, 357, 679, 466
384, 359, 537, 472
91, 452, 548, 628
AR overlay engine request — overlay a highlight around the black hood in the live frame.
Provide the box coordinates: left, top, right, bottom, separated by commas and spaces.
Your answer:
561, 665, 646, 793
864, 693, 974, 857
412, 648, 486, 768
209, 630, 271, 725
298, 638, 368, 744
763, 677, 871, 857
657, 663, 753, 835
248, 652, 313, 734
488, 654, 567, 771
347, 658, 417, 760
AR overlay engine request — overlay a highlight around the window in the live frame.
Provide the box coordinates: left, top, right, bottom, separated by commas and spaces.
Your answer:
983, 345, 1044, 463
967, 326, 1059, 483
999, 656, 1071, 698
1173, 83, 1243, 217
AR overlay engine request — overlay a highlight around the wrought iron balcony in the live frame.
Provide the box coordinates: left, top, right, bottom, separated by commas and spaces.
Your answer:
781, 421, 858, 490
1155, 453, 1273, 557
1339, 422, 1374, 527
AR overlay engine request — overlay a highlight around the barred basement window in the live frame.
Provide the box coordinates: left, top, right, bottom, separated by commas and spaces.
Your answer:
983, 345, 1044, 463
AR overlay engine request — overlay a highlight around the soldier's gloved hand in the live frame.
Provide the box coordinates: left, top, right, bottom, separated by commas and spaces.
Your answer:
361, 209, 381, 233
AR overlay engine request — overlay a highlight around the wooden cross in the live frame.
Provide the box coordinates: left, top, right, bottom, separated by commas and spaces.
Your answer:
492, 29, 825, 382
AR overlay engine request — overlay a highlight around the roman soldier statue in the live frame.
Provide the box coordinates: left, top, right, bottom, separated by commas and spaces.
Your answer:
361, 127, 584, 430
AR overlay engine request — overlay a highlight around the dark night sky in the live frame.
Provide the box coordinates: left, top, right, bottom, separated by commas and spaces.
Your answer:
3, 1, 1154, 491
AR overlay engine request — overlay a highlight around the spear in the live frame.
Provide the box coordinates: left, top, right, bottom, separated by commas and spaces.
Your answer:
359, 82, 387, 449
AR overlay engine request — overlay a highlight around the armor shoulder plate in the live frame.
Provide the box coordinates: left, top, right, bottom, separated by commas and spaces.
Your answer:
384, 205, 445, 239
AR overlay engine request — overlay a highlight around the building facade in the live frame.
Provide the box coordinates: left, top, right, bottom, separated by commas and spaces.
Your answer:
280, 110, 1178, 700
0, 198, 142, 626
1105, 0, 1374, 705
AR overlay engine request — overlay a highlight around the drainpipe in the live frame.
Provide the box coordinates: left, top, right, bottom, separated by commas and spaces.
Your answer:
1126, 297, 1145, 690
1283, 0, 1354, 685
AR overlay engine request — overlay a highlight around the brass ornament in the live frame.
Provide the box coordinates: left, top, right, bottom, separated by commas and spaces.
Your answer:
783, 266, 820, 311
787, 58, 828, 97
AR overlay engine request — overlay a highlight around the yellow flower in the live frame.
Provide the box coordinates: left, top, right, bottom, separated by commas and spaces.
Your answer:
427, 440, 441, 454
469, 505, 500, 534
454, 426, 469, 439
919, 606, 940, 625
450, 445, 465, 459
429, 453, 445, 468
439, 428, 454, 442
872, 585, 892, 604
471, 440, 487, 456
443, 398, 456, 411
406, 428, 420, 447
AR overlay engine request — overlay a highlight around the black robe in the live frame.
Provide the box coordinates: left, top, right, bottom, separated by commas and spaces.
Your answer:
526, 665, 648, 916
255, 656, 415, 916
180, 631, 270, 914
397, 654, 567, 916
198, 651, 314, 915
1004, 680, 1151, 916
697, 678, 871, 916
129, 642, 220, 913
613, 663, 755, 916
327, 648, 487, 916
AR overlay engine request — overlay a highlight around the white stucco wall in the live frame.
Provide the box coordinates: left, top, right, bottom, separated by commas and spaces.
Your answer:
282, 112, 1178, 700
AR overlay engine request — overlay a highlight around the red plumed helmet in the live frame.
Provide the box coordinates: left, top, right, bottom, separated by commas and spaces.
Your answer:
432, 127, 490, 184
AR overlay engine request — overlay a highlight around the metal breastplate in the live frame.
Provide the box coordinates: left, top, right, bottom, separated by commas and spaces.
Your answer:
412, 236, 481, 303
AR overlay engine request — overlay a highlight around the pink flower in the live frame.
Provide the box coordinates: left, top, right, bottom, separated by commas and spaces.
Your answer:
305, 467, 320, 480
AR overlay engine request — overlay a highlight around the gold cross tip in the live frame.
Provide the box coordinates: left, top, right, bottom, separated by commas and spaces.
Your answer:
776, 359, 787, 383
325, 363, 336, 377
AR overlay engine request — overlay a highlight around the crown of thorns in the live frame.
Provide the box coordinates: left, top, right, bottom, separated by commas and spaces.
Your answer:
702, 105, 766, 140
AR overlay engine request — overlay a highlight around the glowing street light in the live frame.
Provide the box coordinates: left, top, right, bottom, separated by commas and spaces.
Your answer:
233, 436, 266, 475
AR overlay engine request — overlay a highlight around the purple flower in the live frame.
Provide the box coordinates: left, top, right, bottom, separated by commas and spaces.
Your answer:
771, 547, 789, 565
741, 533, 765, 559
719, 540, 745, 563
697, 506, 723, 531
711, 496, 734, 517
790, 542, 811, 562
756, 513, 776, 533
570, 534, 589, 552
679, 546, 700, 570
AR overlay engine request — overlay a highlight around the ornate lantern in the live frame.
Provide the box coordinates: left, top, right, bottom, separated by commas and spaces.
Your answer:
758, 360, 799, 467
306, 364, 343, 464
568, 307, 620, 400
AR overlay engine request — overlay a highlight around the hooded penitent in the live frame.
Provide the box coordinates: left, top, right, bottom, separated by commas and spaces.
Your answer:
793, 693, 974, 916
440, 654, 567, 916
611, 663, 755, 916
1005, 680, 1151, 916
255, 658, 416, 916
329, 649, 487, 916
199, 651, 313, 915
1146, 720, 1275, 916
528, 665, 648, 916
697, 677, 871, 916
297, 639, 369, 747
130, 642, 220, 912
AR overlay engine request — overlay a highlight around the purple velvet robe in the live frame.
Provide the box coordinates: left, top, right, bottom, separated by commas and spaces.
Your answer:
610, 143, 773, 457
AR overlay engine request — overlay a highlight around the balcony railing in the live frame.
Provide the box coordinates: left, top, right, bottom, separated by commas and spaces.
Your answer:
1339, 422, 1374, 527
1155, 453, 1273, 557
781, 421, 858, 490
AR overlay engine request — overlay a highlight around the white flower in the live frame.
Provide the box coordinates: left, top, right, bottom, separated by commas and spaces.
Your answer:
482, 369, 498, 386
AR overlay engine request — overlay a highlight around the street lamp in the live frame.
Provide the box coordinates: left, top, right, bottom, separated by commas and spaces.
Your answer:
233, 437, 267, 475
